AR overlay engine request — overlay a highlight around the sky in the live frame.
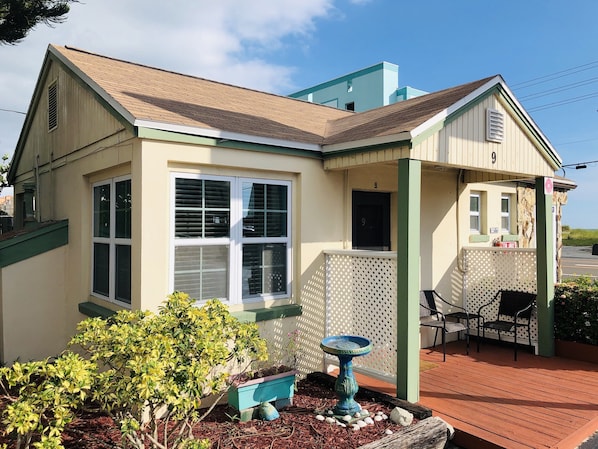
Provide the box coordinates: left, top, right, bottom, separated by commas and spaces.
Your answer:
1, 0, 597, 228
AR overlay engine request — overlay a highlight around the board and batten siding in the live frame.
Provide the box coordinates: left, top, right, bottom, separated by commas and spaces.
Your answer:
413, 94, 555, 178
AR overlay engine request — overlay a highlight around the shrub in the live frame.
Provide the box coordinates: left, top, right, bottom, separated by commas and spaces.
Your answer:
69, 293, 268, 449
555, 277, 598, 345
0, 352, 96, 449
0, 293, 268, 449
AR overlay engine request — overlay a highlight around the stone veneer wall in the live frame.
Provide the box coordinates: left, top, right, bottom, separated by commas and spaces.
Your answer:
517, 185, 568, 281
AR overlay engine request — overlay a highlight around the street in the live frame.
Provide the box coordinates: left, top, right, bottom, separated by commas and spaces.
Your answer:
561, 246, 598, 280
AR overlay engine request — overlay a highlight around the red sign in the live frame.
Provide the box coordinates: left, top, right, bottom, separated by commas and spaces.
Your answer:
544, 177, 554, 195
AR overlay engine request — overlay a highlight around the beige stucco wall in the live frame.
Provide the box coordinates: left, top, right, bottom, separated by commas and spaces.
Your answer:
1, 246, 68, 363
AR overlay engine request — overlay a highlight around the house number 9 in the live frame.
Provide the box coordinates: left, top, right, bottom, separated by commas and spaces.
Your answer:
491, 151, 497, 164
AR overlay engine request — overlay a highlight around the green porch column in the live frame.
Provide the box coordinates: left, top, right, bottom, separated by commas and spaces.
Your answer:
396, 158, 421, 402
535, 177, 555, 356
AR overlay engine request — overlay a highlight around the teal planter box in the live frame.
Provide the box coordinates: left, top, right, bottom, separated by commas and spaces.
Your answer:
228, 370, 297, 411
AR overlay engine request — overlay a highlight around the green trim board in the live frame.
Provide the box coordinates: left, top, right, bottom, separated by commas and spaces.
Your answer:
396, 159, 421, 402
231, 304, 302, 323
469, 234, 490, 243
0, 220, 68, 268
501, 234, 519, 242
535, 177, 555, 356
78, 301, 116, 319
136, 127, 323, 160
77, 301, 301, 323
322, 139, 411, 159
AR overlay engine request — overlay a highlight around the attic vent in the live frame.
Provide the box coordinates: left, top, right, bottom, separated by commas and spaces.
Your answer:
48, 82, 58, 131
486, 108, 504, 143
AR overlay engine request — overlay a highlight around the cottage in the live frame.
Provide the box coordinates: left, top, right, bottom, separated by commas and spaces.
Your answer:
1, 45, 564, 401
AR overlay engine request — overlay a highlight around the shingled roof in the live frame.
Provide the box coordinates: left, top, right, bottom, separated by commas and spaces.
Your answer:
323, 76, 496, 146
47, 45, 514, 152
50, 45, 351, 146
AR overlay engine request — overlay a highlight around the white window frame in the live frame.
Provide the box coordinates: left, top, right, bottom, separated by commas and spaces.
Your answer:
469, 192, 481, 234
170, 173, 292, 305
501, 194, 512, 233
91, 175, 132, 307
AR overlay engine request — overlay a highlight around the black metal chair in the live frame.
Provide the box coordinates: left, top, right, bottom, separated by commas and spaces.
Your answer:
477, 290, 536, 361
420, 290, 471, 361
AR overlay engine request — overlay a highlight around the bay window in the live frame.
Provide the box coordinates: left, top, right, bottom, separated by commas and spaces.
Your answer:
92, 177, 131, 305
172, 174, 291, 304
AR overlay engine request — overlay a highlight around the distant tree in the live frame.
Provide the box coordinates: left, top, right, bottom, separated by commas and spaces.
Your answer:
0, 154, 8, 192
0, 0, 77, 44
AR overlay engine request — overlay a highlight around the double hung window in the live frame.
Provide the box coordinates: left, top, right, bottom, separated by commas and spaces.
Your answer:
172, 174, 290, 304
92, 177, 132, 305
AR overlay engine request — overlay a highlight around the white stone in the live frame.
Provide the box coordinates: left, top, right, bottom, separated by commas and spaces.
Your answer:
354, 412, 361, 418
390, 407, 414, 426
361, 409, 369, 415
381, 414, 388, 420
364, 417, 374, 425
376, 411, 384, 415
315, 414, 325, 421
385, 429, 394, 435
342, 415, 352, 422
374, 415, 383, 422
357, 420, 367, 428
338, 422, 346, 428
325, 417, 336, 424
327, 410, 334, 415
352, 424, 361, 431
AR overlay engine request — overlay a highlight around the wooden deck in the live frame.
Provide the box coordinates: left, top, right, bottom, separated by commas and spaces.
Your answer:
352, 341, 598, 449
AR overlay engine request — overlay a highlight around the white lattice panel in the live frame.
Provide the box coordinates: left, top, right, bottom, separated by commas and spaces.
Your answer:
325, 251, 397, 380
463, 248, 538, 344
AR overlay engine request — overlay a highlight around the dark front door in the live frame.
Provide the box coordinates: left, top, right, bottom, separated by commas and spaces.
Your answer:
352, 191, 390, 250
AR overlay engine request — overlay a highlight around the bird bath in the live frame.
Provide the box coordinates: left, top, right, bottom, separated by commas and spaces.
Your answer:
320, 335, 372, 416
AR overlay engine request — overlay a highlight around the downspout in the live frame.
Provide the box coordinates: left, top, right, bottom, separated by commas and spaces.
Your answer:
344, 169, 350, 249
35, 154, 40, 222
456, 169, 468, 309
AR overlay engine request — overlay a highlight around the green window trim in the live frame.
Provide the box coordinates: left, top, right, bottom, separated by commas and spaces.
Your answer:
78, 301, 302, 323
231, 304, 302, 323
78, 301, 117, 319
501, 234, 519, 242
469, 234, 490, 243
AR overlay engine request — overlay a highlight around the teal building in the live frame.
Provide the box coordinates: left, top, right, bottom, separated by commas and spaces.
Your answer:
289, 62, 427, 112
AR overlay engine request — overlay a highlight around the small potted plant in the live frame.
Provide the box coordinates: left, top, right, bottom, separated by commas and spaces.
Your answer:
228, 330, 301, 414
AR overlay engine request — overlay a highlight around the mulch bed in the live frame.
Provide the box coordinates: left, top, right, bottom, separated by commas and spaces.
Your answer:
0, 372, 432, 449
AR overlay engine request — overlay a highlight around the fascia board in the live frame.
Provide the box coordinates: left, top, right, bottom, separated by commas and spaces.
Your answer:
496, 82, 562, 167
321, 131, 412, 153
134, 120, 322, 152
410, 76, 504, 139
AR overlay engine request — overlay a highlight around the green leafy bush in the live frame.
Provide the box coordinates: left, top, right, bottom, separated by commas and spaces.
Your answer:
0, 352, 96, 449
555, 277, 598, 345
70, 293, 268, 449
1, 293, 268, 449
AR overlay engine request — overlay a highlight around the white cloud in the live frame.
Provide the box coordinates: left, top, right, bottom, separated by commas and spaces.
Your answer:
0, 0, 337, 161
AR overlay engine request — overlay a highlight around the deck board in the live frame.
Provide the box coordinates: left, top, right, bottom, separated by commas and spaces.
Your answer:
351, 341, 598, 449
